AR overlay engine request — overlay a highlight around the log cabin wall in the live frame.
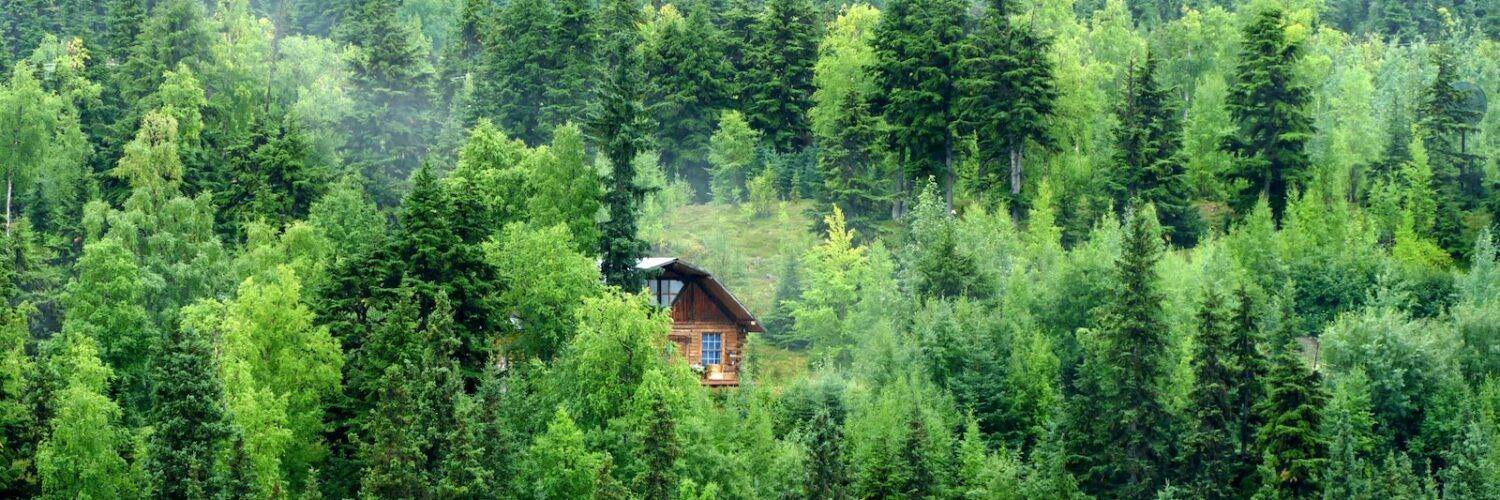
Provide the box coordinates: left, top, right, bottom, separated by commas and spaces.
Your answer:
667, 280, 746, 385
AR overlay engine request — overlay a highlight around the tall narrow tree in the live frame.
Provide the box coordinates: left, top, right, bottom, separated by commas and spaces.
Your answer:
870, 0, 968, 212
1111, 54, 1200, 245
1223, 7, 1313, 225
1066, 206, 1174, 497
742, 0, 820, 153
590, 0, 652, 292
958, 0, 1056, 215
1254, 338, 1328, 498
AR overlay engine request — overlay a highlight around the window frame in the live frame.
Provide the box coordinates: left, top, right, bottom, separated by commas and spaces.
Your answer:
701, 333, 723, 366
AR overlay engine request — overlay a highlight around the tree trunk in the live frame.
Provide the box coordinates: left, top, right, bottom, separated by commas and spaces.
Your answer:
5, 173, 11, 237
1010, 146, 1023, 198
944, 140, 954, 212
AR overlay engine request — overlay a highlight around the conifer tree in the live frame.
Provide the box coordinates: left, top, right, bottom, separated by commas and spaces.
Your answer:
645, 3, 731, 179
146, 304, 229, 499
1416, 48, 1484, 254
742, 0, 820, 153
1228, 286, 1268, 494
818, 89, 889, 233
1224, 7, 1313, 225
473, 0, 563, 145
958, 0, 1056, 214
1111, 53, 1200, 245
340, 0, 438, 205
1320, 369, 1377, 500
870, 0, 968, 211
395, 163, 499, 381
590, 0, 652, 292
1066, 206, 1174, 498
1182, 286, 1237, 498
1254, 339, 1328, 499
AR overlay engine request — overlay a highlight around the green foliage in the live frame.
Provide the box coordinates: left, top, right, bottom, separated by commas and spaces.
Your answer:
1111, 53, 1202, 245
526, 123, 603, 254
36, 333, 138, 499
742, 0, 820, 153
340, 0, 438, 205
708, 110, 762, 204
1253, 339, 1328, 499
1224, 7, 1313, 225
516, 409, 607, 498
145, 300, 227, 499
870, 0, 967, 208
589, 3, 653, 292
1065, 206, 1175, 498
486, 223, 604, 363
958, 1, 1057, 208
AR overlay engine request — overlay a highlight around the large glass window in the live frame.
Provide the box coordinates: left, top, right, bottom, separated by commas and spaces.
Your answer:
701, 333, 722, 365
648, 279, 684, 308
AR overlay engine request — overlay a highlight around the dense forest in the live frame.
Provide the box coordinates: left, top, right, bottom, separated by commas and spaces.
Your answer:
0, 0, 1497, 498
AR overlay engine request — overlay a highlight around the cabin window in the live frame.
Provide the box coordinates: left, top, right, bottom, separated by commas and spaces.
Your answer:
648, 279, 684, 308
701, 333, 723, 365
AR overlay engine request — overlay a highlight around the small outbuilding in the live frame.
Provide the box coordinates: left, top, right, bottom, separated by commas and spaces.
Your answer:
638, 258, 763, 386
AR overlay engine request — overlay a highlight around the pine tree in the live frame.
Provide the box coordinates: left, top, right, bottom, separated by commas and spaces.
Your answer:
1224, 7, 1313, 226
1111, 53, 1201, 245
818, 88, 890, 234
870, 0, 968, 211
590, 0, 652, 293
340, 0, 438, 205
1182, 286, 1237, 499
645, 3, 731, 180
1066, 206, 1174, 497
146, 305, 229, 499
958, 0, 1056, 215
1228, 286, 1268, 495
1254, 339, 1328, 499
473, 0, 563, 145
742, 0, 820, 153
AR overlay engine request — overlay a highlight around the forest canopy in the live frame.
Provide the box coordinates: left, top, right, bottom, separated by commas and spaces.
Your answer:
0, 0, 1497, 498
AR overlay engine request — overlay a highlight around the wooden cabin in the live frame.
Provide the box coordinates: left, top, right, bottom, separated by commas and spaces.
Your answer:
638, 258, 763, 386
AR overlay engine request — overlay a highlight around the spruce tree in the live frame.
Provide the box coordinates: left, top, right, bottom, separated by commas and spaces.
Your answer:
473, 0, 563, 145
870, 0, 968, 211
1111, 53, 1200, 246
146, 309, 229, 499
817, 89, 890, 235
1224, 7, 1313, 225
340, 0, 438, 205
742, 0, 820, 153
1254, 339, 1328, 499
1066, 206, 1174, 498
1228, 286, 1268, 495
958, 0, 1056, 215
1181, 286, 1237, 499
645, 3, 731, 181
590, 0, 652, 292
1416, 48, 1484, 255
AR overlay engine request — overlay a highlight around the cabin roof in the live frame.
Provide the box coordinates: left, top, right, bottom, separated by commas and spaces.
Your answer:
636, 258, 765, 332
